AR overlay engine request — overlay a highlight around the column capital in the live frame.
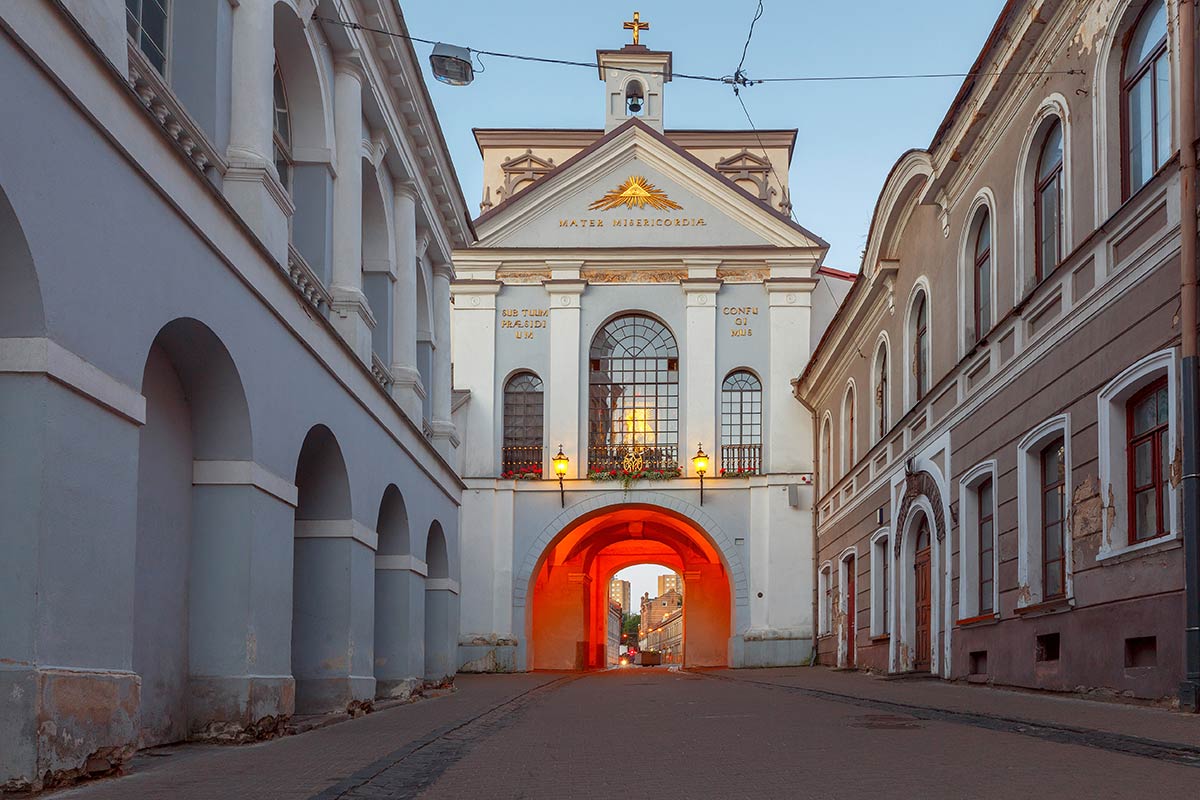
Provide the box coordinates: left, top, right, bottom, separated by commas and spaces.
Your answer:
416, 227, 432, 257
683, 258, 722, 279
432, 260, 456, 281
334, 52, 368, 82
394, 180, 419, 202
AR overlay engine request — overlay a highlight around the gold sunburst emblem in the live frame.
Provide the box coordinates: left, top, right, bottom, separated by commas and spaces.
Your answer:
589, 175, 683, 212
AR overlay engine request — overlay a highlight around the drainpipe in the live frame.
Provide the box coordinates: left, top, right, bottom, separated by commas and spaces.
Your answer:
1180, 0, 1199, 713
792, 382, 822, 665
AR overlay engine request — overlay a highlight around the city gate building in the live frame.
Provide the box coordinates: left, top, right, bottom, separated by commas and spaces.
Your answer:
451, 25, 850, 672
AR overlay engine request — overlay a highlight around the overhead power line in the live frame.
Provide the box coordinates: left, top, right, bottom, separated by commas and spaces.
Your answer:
313, 16, 1086, 86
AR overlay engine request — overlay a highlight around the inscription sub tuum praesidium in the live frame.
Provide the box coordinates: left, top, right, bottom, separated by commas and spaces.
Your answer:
501, 307, 548, 340
724, 305, 758, 337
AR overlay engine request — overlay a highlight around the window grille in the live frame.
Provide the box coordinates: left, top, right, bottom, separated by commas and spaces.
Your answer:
721, 371, 762, 474
502, 372, 544, 477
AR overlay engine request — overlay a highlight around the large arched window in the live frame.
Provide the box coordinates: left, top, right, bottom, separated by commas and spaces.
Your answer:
909, 289, 930, 406
720, 370, 762, 475
127, 0, 169, 75
502, 372, 544, 478
588, 315, 679, 471
873, 341, 889, 442
820, 414, 833, 495
1122, 1, 1170, 197
272, 61, 293, 193
1034, 120, 1064, 281
970, 210, 992, 343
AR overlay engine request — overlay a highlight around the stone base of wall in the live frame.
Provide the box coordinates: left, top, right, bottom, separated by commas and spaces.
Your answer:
376, 677, 423, 701
187, 674, 294, 742
294, 675, 376, 716
458, 643, 519, 673
732, 632, 813, 668
0, 665, 140, 794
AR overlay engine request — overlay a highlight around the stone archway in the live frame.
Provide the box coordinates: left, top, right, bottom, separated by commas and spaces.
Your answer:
893, 469, 949, 675
521, 494, 744, 671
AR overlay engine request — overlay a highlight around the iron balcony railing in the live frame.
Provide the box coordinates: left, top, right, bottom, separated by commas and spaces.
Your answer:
501, 445, 544, 479
721, 444, 762, 475
587, 444, 679, 475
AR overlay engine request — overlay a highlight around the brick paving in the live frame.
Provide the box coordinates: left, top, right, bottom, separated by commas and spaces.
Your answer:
45, 667, 1200, 799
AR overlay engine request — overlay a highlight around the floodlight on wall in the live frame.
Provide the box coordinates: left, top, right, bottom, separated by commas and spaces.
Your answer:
430, 43, 474, 86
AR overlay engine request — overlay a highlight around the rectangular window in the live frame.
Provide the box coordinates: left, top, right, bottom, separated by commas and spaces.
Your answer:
126, 0, 169, 75
1041, 439, 1066, 600
978, 478, 994, 614
1127, 379, 1169, 544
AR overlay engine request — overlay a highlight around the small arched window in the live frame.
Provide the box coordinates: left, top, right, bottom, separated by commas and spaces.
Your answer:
720, 370, 762, 475
1034, 121, 1064, 281
874, 342, 889, 441
127, 0, 169, 75
911, 290, 930, 404
842, 384, 857, 474
971, 210, 992, 342
273, 61, 293, 193
1122, 1, 1170, 197
502, 372, 544, 478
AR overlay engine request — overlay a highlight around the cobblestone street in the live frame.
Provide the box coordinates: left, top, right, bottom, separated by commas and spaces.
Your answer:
47, 668, 1200, 799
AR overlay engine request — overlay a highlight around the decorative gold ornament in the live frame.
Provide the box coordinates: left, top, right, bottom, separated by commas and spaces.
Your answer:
589, 175, 682, 212
621, 449, 645, 475
623, 11, 649, 46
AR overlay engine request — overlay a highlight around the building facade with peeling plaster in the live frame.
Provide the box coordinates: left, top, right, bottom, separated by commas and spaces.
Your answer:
0, 1, 470, 791
797, 0, 1196, 702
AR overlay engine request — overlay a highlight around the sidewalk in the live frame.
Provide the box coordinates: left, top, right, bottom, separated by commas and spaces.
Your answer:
707, 666, 1200, 748
46, 673, 562, 800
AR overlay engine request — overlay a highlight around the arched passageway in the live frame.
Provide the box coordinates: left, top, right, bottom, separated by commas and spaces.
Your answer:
529, 505, 732, 670
374, 485, 425, 698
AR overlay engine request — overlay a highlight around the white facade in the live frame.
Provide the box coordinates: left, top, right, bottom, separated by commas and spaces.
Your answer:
451, 42, 846, 671
0, 1, 470, 790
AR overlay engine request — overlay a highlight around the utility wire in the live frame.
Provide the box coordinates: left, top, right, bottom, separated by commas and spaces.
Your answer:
313, 15, 1086, 86
735, 0, 765, 78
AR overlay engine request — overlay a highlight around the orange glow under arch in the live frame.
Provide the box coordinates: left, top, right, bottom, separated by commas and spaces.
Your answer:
529, 505, 732, 670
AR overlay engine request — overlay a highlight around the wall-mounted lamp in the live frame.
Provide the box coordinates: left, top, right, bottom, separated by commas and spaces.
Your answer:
552, 444, 570, 507
692, 443, 709, 506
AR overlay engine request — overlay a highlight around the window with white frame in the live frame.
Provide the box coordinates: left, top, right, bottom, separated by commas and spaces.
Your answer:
1097, 350, 1178, 558
272, 61, 293, 194
818, 564, 833, 636
842, 383, 857, 476
969, 207, 992, 344
820, 414, 833, 495
127, 0, 170, 75
908, 288, 930, 406
1016, 415, 1071, 606
873, 339, 890, 443
1034, 120, 1064, 281
869, 529, 890, 637
958, 462, 998, 620
1121, 0, 1170, 198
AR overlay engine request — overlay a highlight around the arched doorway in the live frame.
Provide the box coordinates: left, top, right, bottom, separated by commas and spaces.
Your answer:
424, 521, 455, 683
528, 504, 733, 670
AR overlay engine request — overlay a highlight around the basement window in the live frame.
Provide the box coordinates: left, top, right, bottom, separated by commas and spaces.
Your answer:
1124, 636, 1157, 669
969, 650, 988, 676
1035, 632, 1060, 662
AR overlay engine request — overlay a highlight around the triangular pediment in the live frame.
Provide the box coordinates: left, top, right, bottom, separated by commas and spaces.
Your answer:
716, 148, 772, 173
474, 119, 826, 251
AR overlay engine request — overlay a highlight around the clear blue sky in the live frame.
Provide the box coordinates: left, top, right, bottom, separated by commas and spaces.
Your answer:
404, 1, 1006, 269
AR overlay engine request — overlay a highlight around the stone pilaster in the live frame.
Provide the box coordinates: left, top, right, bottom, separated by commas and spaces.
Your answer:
544, 265, 585, 476
328, 55, 375, 365
766, 272, 816, 473
223, 0, 291, 261
429, 260, 457, 458
450, 279, 501, 478
682, 268, 721, 477
390, 183, 424, 422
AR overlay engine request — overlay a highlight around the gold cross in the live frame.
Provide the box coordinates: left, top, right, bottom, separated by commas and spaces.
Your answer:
623, 11, 649, 46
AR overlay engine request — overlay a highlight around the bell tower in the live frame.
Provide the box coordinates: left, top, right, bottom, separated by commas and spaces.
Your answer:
598, 12, 672, 133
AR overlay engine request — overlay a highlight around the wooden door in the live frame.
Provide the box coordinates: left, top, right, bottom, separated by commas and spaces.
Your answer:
844, 557, 856, 667
914, 542, 932, 672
